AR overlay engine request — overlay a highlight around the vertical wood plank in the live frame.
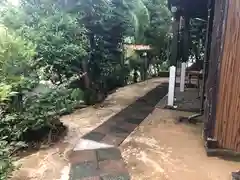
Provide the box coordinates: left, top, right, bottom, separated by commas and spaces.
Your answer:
215, 0, 240, 152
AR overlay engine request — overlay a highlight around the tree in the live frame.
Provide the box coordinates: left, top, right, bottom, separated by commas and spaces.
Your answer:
189, 18, 207, 67
125, 0, 171, 79
1, 0, 89, 84
143, 0, 171, 66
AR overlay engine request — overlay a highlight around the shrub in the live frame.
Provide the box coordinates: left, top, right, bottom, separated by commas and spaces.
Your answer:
0, 26, 84, 179
0, 141, 14, 180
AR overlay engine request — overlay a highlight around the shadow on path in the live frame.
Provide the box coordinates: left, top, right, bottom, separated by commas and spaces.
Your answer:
69, 82, 168, 180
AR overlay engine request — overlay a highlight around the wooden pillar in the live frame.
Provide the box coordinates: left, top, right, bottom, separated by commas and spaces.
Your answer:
201, 0, 214, 112
170, 15, 180, 67
168, 14, 180, 106
180, 16, 190, 92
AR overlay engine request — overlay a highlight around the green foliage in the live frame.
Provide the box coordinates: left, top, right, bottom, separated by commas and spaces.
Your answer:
189, 18, 207, 64
0, 17, 85, 179
1, 1, 89, 83
74, 0, 131, 92
0, 84, 15, 102
123, 0, 171, 81
0, 27, 36, 179
143, 0, 171, 70
0, 140, 14, 180
0, 26, 36, 84
124, 0, 151, 43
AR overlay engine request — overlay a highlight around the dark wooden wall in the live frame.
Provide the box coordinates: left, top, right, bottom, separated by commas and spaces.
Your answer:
215, 0, 240, 152
204, 0, 227, 139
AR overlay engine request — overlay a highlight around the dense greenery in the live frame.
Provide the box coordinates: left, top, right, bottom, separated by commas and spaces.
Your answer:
0, 0, 171, 178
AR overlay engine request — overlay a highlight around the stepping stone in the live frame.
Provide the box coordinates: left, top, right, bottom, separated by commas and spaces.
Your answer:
109, 127, 129, 139
94, 125, 111, 134
110, 126, 130, 134
83, 132, 106, 142
100, 173, 130, 180
74, 139, 114, 151
125, 118, 143, 125
69, 150, 97, 164
97, 148, 122, 161
70, 161, 98, 179
80, 176, 101, 180
116, 122, 137, 132
101, 135, 124, 146
99, 160, 127, 174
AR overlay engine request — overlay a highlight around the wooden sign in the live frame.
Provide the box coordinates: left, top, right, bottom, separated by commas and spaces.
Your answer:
125, 44, 151, 50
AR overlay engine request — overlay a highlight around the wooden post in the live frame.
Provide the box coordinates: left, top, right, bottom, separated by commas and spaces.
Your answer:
201, 0, 214, 112
168, 14, 180, 106
180, 62, 186, 92
180, 16, 190, 92
143, 52, 148, 80
170, 15, 180, 67
168, 66, 176, 106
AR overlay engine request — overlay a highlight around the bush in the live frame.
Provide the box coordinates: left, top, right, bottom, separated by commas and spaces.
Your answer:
0, 26, 85, 179
0, 85, 83, 178
0, 141, 14, 180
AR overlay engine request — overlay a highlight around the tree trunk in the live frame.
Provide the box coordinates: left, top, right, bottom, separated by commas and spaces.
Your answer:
144, 56, 148, 80
83, 32, 95, 89
133, 68, 138, 83
81, 59, 90, 89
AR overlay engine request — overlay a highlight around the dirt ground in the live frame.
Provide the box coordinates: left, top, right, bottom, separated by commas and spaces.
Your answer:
120, 109, 240, 180
11, 78, 167, 180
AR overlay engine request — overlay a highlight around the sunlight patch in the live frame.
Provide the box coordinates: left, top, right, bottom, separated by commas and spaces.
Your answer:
74, 138, 114, 151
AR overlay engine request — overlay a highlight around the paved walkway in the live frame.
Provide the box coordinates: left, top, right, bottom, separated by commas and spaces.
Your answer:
68, 82, 168, 179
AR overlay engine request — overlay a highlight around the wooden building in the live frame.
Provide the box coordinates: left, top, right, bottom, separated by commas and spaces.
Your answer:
168, 0, 240, 153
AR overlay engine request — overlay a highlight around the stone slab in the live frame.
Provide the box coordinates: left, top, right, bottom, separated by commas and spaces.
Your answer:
70, 161, 98, 179
69, 150, 97, 164
100, 173, 130, 180
83, 132, 106, 142
97, 148, 122, 161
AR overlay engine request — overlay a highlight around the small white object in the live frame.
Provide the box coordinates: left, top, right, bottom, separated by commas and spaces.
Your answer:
168, 66, 176, 106
180, 62, 186, 92
171, 6, 177, 13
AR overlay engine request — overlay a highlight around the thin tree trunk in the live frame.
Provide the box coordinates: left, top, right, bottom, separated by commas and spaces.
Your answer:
133, 68, 138, 83
81, 59, 90, 89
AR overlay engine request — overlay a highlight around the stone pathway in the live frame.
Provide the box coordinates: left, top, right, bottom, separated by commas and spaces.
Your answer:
68, 83, 168, 179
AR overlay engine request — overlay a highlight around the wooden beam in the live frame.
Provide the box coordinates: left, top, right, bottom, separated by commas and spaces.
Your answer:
170, 15, 180, 66
182, 16, 190, 62
168, 66, 176, 106
180, 16, 190, 92
201, 0, 215, 112
168, 14, 180, 106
